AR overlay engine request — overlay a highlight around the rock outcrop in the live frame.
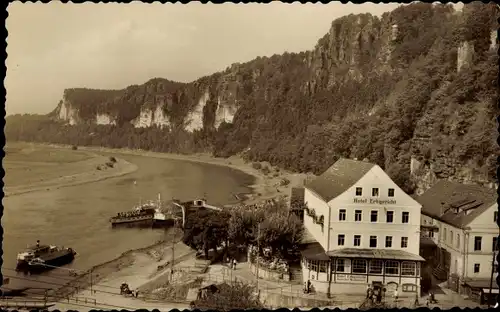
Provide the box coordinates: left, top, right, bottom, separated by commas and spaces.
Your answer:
7, 2, 498, 193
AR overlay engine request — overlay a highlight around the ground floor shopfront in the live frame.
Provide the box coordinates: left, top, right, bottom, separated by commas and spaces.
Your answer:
300, 243, 424, 297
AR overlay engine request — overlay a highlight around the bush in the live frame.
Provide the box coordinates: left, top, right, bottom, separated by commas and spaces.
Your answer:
252, 162, 262, 170
192, 281, 262, 311
109, 156, 117, 163
105, 161, 114, 168
71, 145, 78, 150
279, 178, 290, 186
261, 166, 270, 175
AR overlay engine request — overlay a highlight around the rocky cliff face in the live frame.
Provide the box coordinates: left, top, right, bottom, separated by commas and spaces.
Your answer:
9, 2, 498, 194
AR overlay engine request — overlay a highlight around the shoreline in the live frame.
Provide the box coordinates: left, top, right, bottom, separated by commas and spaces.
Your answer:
17, 142, 311, 205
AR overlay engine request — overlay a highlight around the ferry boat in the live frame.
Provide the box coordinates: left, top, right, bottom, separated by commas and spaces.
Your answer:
16, 240, 77, 273
111, 194, 172, 227
110, 201, 157, 227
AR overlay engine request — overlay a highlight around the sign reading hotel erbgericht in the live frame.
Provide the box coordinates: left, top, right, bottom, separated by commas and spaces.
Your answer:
353, 198, 397, 205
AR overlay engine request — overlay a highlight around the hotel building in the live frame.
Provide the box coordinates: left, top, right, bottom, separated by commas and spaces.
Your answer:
299, 158, 424, 296
416, 180, 498, 301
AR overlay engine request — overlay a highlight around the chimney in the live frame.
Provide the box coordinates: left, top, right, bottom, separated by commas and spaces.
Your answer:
440, 202, 445, 216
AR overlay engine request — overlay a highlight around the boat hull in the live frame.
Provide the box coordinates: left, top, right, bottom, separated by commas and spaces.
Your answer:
110, 217, 154, 228
16, 252, 76, 274
152, 218, 175, 228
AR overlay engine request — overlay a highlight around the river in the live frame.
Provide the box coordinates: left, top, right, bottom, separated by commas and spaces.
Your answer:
1, 152, 254, 292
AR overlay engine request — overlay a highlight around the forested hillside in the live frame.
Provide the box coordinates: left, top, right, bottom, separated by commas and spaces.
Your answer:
6, 2, 498, 194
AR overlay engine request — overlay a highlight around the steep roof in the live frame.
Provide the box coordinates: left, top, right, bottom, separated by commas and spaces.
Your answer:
305, 158, 376, 202
415, 180, 497, 229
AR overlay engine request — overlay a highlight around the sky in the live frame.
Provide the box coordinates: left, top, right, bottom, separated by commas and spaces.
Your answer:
6, 2, 419, 115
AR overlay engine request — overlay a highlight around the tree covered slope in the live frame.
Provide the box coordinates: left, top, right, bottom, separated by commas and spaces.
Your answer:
6, 2, 498, 193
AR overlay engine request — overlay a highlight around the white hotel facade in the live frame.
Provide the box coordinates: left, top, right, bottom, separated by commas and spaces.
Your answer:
299, 158, 424, 296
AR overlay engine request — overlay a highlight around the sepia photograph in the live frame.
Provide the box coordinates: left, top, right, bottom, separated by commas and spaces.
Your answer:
2, 1, 499, 311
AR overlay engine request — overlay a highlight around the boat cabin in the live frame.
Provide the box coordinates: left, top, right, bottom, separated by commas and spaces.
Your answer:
27, 244, 51, 255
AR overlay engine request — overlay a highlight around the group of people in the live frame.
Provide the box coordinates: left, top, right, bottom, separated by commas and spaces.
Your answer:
226, 257, 238, 270
366, 284, 386, 304
425, 291, 437, 306
120, 282, 139, 298
116, 209, 149, 219
303, 280, 313, 294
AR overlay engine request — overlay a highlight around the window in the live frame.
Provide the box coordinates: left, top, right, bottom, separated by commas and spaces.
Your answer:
402, 284, 417, 292
402, 212, 409, 224
450, 230, 454, 246
429, 231, 434, 238
385, 260, 399, 275
388, 188, 395, 197
385, 236, 393, 248
354, 235, 361, 247
355, 187, 362, 196
370, 236, 377, 248
456, 233, 460, 249
355, 210, 362, 222
352, 259, 367, 274
369, 260, 383, 274
401, 237, 408, 248
338, 234, 345, 246
474, 263, 480, 273
319, 261, 327, 273
336, 259, 345, 272
386, 211, 394, 223
495, 211, 498, 223
339, 209, 346, 221
372, 188, 379, 197
443, 228, 447, 241
310, 260, 318, 272
474, 236, 482, 251
371, 210, 378, 222
401, 262, 416, 276
493, 237, 498, 252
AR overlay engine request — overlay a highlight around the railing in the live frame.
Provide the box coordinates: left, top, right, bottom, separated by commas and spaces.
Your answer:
60, 296, 97, 305
0, 298, 56, 309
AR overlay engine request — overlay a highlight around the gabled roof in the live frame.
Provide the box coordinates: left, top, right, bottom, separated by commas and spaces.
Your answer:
305, 158, 376, 202
414, 180, 497, 229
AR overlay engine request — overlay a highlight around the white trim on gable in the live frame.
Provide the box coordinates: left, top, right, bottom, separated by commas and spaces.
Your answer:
329, 165, 422, 210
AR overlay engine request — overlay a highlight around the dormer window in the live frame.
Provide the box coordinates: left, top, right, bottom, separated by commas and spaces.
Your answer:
355, 187, 362, 196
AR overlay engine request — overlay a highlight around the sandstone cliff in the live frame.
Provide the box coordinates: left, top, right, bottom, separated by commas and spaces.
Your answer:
7, 2, 498, 194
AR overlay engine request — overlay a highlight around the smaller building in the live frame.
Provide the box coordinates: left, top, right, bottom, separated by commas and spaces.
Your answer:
416, 180, 498, 302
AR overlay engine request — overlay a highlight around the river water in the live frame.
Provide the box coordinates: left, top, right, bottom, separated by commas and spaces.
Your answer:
1, 152, 254, 292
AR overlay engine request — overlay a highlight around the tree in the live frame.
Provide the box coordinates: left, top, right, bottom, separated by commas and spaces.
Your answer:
258, 211, 303, 258
182, 209, 230, 259
191, 281, 263, 311
228, 199, 303, 259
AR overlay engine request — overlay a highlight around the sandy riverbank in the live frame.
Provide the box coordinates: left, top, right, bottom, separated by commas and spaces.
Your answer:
3, 143, 138, 197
